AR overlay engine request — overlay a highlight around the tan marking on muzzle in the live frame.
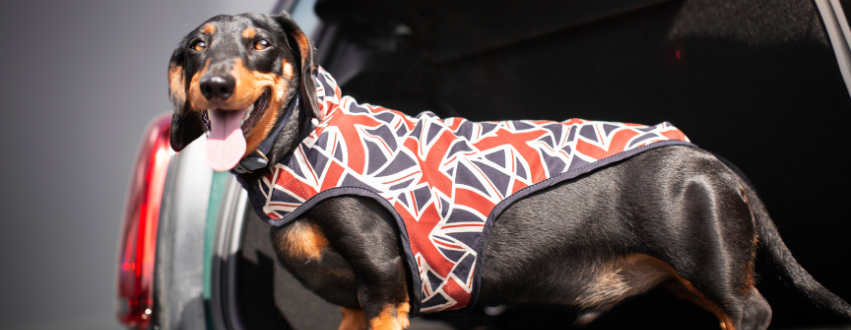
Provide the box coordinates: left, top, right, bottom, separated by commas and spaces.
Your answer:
187, 58, 290, 156
188, 58, 211, 109
241, 73, 290, 156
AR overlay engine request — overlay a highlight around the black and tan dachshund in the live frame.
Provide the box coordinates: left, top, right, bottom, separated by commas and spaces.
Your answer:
167, 12, 851, 330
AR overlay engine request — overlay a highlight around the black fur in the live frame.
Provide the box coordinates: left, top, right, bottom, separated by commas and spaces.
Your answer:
168, 12, 851, 330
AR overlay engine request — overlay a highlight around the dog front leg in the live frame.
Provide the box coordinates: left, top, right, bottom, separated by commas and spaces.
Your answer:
339, 300, 410, 330
338, 299, 410, 330
308, 196, 411, 330
358, 286, 410, 330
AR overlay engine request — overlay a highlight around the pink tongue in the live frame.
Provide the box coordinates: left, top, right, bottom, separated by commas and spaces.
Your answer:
205, 108, 248, 171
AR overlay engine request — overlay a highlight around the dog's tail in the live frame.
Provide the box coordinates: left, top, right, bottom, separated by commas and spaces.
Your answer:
724, 158, 851, 319
751, 190, 851, 318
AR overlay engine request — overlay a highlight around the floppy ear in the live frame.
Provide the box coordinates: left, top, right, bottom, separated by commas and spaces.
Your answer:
274, 12, 321, 119
168, 44, 205, 152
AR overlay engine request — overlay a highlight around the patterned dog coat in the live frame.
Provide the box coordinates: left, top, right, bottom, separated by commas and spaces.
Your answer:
235, 68, 693, 315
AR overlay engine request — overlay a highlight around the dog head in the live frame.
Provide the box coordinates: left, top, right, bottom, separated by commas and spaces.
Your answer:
168, 12, 320, 171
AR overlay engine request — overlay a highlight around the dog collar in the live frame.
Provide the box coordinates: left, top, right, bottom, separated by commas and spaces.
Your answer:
232, 94, 300, 174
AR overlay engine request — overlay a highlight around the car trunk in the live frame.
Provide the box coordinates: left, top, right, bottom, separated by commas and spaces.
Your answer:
232, 0, 851, 328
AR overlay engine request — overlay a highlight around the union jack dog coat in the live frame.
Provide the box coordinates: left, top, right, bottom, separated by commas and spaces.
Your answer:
235, 67, 693, 314
169, 12, 851, 330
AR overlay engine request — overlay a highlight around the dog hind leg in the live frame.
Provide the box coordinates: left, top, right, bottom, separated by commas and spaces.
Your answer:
574, 254, 676, 325
664, 276, 770, 330
575, 302, 616, 326
735, 287, 772, 330
653, 173, 770, 330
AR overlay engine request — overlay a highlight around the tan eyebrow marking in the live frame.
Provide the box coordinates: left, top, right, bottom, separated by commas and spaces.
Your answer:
242, 27, 256, 39
202, 24, 215, 35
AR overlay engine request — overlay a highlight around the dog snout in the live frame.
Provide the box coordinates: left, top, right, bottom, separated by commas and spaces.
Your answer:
199, 74, 235, 102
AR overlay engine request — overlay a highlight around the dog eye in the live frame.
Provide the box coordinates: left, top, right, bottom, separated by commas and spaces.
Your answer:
192, 41, 207, 51
254, 39, 270, 51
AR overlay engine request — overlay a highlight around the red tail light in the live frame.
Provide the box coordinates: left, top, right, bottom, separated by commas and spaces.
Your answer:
117, 113, 173, 329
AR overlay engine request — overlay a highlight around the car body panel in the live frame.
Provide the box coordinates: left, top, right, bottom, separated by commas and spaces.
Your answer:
154, 135, 213, 330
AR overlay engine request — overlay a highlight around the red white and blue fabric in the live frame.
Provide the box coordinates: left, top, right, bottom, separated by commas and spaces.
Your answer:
236, 67, 693, 315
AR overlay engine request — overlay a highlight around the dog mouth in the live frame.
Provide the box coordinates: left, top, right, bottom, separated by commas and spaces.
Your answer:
201, 92, 270, 171
201, 91, 269, 133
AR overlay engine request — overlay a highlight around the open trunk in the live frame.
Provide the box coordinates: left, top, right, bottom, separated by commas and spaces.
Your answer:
150, 0, 851, 329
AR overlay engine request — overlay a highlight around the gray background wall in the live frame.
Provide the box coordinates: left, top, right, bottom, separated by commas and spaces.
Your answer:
0, 1, 276, 329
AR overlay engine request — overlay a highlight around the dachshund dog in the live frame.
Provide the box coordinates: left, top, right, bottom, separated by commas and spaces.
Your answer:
167, 12, 851, 330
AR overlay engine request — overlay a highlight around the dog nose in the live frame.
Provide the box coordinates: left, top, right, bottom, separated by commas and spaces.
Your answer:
200, 74, 235, 101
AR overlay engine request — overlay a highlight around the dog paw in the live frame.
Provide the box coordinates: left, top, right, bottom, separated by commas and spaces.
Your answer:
574, 304, 614, 327
396, 301, 411, 329
398, 316, 410, 329
369, 306, 404, 330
